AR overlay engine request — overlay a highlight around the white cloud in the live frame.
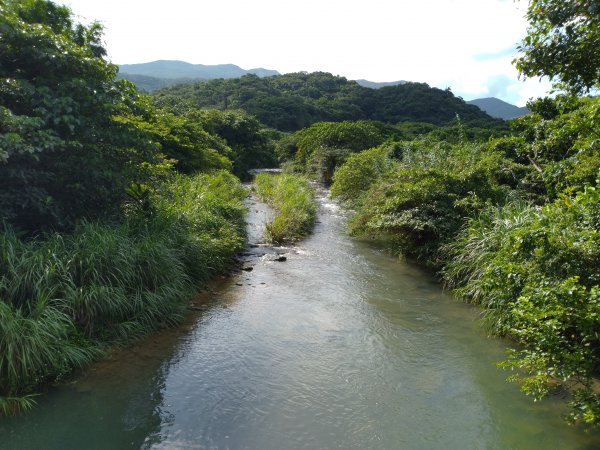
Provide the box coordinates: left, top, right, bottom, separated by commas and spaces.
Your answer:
64, 0, 550, 106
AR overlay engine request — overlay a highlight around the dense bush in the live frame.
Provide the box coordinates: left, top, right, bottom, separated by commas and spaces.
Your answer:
335, 140, 527, 267
292, 120, 395, 182
0, 0, 163, 232
253, 173, 316, 243
190, 109, 278, 179
117, 100, 234, 174
330, 144, 396, 206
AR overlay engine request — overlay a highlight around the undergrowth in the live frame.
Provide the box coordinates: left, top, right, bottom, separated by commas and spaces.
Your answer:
0, 171, 246, 415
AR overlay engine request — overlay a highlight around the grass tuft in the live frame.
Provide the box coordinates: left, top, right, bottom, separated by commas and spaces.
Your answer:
253, 173, 317, 244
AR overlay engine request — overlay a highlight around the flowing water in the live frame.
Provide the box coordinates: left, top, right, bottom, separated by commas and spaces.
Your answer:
2, 190, 600, 450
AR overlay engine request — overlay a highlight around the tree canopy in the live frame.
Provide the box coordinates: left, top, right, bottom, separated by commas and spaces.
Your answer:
515, 0, 600, 93
153, 72, 505, 132
0, 0, 161, 231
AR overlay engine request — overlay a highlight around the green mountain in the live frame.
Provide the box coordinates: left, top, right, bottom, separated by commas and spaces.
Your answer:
153, 72, 505, 132
119, 60, 279, 80
467, 97, 529, 119
116, 73, 205, 92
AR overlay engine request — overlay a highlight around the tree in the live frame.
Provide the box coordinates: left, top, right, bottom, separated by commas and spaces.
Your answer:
0, 0, 161, 231
195, 109, 276, 178
515, 0, 600, 93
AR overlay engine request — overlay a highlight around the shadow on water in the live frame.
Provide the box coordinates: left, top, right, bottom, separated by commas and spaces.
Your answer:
1, 189, 600, 450
0, 285, 229, 449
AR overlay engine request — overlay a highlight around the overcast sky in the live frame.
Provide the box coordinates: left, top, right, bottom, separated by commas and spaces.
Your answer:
63, 0, 552, 106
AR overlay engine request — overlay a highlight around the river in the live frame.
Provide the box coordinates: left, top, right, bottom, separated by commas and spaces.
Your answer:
1, 190, 599, 449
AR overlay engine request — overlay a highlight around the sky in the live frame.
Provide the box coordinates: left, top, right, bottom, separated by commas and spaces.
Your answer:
63, 0, 552, 106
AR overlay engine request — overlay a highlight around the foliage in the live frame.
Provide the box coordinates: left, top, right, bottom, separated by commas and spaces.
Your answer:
330, 144, 397, 206
116, 100, 233, 174
0, 0, 163, 232
0, 394, 38, 416
0, 171, 246, 414
515, 0, 600, 93
292, 120, 395, 182
444, 183, 600, 424
143, 100, 278, 178
189, 109, 277, 179
153, 72, 505, 132
253, 173, 316, 243
344, 140, 525, 267
508, 95, 600, 198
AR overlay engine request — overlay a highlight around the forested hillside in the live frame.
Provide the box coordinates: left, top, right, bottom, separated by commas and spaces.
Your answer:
116, 73, 205, 92
154, 72, 505, 131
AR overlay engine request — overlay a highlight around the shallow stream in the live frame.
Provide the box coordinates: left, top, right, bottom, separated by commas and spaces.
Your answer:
2, 191, 599, 449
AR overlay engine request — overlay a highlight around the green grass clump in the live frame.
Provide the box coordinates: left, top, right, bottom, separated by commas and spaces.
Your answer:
254, 173, 317, 243
0, 171, 246, 415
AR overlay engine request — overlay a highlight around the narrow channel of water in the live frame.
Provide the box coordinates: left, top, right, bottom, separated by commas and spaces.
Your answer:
2, 191, 599, 449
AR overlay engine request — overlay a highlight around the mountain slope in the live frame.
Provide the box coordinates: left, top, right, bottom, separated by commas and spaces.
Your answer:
119, 60, 279, 80
355, 79, 407, 89
467, 97, 529, 119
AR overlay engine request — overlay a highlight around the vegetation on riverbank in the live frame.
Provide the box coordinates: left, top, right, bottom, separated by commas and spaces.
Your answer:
2, 0, 598, 430
253, 173, 317, 243
0, 0, 259, 415
0, 171, 246, 415
299, 1, 600, 424
327, 95, 600, 424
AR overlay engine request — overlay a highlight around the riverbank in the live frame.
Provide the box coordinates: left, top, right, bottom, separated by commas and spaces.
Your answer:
0, 171, 247, 416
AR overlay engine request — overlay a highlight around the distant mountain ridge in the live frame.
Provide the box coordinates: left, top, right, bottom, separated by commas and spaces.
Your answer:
119, 60, 279, 81
355, 79, 407, 89
467, 97, 529, 120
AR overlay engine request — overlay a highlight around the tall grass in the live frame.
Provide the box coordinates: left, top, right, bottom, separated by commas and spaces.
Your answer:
0, 171, 246, 415
254, 173, 317, 243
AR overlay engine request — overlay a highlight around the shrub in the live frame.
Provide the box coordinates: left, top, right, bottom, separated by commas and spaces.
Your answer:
330, 144, 396, 206
293, 121, 392, 182
346, 141, 521, 267
444, 183, 600, 424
